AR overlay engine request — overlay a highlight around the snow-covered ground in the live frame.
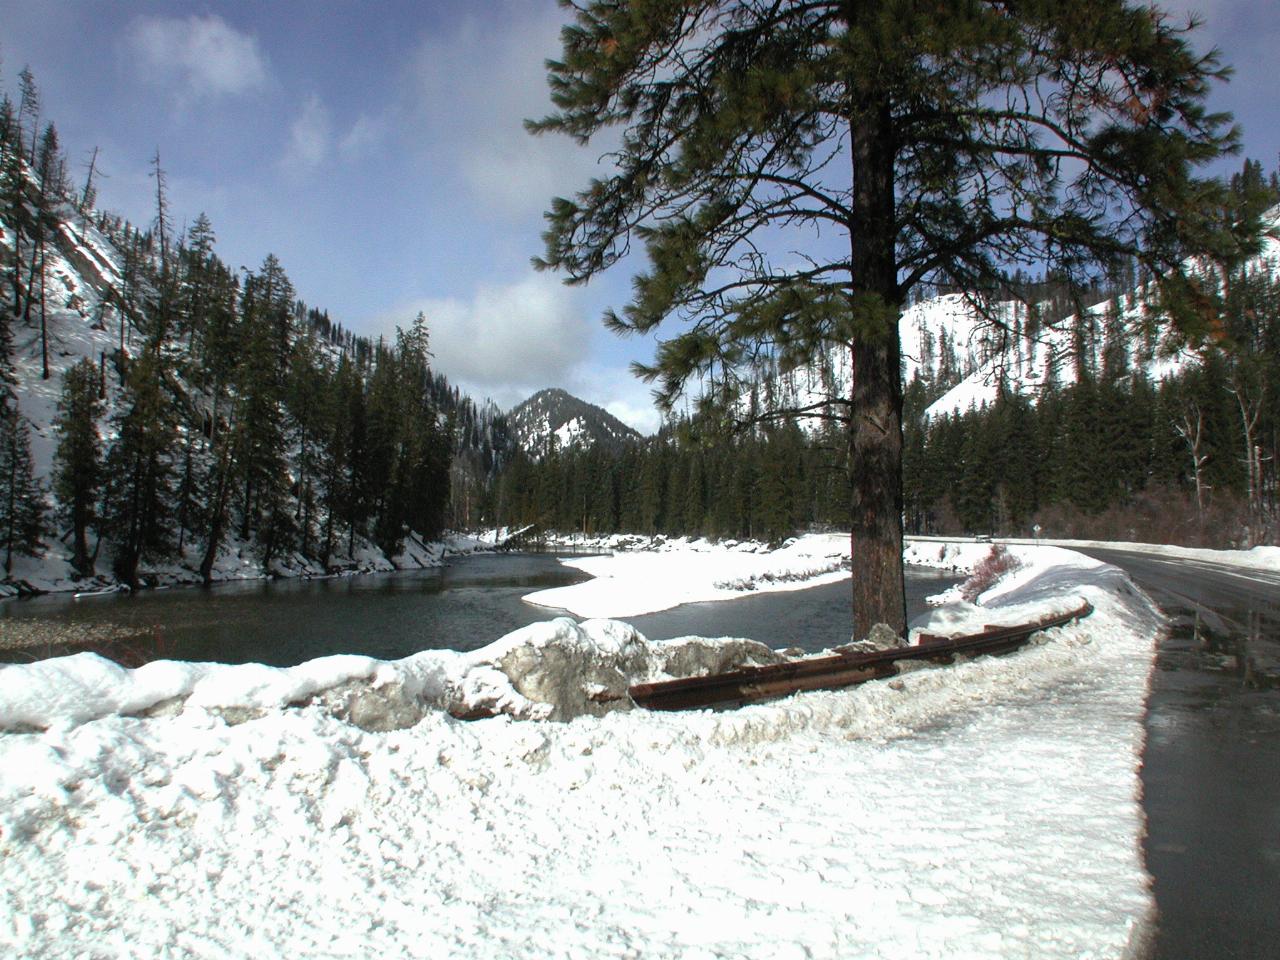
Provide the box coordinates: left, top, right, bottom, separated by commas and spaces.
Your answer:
525, 533, 853, 618
1015, 537, 1280, 575
0, 541, 1160, 958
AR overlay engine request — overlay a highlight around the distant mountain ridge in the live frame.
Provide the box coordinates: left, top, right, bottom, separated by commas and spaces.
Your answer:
508, 388, 641, 458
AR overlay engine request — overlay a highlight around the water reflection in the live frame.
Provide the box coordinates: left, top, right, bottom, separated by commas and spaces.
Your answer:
1162, 604, 1280, 691
2, 553, 956, 668
1137, 587, 1280, 960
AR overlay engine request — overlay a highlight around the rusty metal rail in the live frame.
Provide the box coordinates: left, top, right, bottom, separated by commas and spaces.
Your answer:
628, 599, 1094, 712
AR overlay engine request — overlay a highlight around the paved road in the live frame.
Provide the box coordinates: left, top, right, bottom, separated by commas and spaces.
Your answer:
1072, 546, 1280, 960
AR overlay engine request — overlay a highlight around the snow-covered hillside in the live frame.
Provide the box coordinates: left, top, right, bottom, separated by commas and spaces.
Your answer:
0, 142, 472, 597
742, 205, 1280, 425
923, 207, 1280, 418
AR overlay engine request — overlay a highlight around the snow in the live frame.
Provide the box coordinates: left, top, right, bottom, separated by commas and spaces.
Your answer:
0, 529, 500, 603
910, 534, 1280, 577
525, 533, 854, 619
924, 208, 1280, 421
0, 541, 1161, 958
754, 209, 1280, 428
1, 195, 503, 603
1028, 537, 1280, 575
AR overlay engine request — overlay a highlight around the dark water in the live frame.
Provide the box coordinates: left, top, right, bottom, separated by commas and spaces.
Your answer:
1, 553, 957, 667
629, 566, 958, 654
1, 554, 590, 666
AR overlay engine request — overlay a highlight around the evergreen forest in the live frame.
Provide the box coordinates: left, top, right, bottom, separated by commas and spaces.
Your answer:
491, 160, 1280, 550
2, 68, 1278, 595
0, 72, 484, 587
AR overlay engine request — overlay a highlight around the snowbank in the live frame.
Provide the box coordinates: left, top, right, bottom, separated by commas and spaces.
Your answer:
908, 534, 1280, 577
0, 618, 782, 732
0, 544, 1160, 959
1025, 537, 1280, 575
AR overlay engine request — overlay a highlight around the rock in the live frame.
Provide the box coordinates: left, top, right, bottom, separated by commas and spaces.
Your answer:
838, 622, 906, 655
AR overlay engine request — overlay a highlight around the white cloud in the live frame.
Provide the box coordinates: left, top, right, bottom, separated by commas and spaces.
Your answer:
380, 273, 593, 408
404, 5, 614, 220
602, 394, 663, 436
281, 96, 332, 175
124, 14, 269, 99
338, 112, 391, 161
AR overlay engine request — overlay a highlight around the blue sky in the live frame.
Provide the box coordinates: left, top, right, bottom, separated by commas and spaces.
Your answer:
1, 1, 1275, 433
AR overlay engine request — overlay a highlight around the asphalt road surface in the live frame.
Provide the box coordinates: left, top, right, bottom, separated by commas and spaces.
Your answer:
1072, 546, 1280, 960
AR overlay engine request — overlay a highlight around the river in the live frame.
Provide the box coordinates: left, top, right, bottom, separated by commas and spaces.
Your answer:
0, 553, 959, 667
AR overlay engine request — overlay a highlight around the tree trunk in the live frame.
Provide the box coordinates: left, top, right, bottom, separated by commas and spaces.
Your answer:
240, 474, 253, 541
39, 240, 49, 380
847, 91, 906, 640
72, 496, 91, 576
4, 453, 15, 575
200, 456, 232, 585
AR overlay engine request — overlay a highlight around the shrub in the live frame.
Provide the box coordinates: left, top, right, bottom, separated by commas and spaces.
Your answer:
961, 544, 1020, 602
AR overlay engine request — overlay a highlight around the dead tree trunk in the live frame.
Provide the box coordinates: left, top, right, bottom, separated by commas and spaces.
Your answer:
1174, 402, 1210, 516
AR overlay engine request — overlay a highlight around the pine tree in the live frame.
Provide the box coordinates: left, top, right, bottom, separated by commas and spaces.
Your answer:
16, 67, 40, 167
233, 259, 294, 566
532, 0, 1243, 636
52, 358, 104, 575
1, 112, 31, 325
101, 347, 176, 588
322, 352, 368, 562
0, 402, 44, 575
27, 123, 66, 380
286, 330, 328, 558
0, 111, 14, 390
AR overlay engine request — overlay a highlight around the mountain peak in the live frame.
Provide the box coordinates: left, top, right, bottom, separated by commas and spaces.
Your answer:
508, 389, 641, 458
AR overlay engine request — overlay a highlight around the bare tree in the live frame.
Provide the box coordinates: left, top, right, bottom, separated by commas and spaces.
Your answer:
1227, 368, 1266, 535
1174, 401, 1211, 515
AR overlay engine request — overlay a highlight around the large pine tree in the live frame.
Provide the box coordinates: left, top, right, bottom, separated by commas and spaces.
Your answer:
52, 357, 104, 575
101, 347, 176, 588
0, 402, 44, 575
532, 0, 1246, 636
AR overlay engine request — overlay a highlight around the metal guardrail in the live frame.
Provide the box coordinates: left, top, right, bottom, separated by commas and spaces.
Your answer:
628, 600, 1094, 712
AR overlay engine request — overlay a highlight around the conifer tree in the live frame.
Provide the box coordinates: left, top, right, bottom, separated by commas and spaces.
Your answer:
233, 260, 294, 565
52, 357, 104, 575
30, 123, 66, 378
101, 347, 176, 588
1, 110, 30, 323
533, 0, 1245, 636
16, 67, 40, 167
0, 402, 44, 575
0, 118, 14, 390
287, 330, 328, 558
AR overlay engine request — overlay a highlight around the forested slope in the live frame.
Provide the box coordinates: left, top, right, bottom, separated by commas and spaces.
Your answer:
495, 167, 1280, 549
0, 77, 472, 594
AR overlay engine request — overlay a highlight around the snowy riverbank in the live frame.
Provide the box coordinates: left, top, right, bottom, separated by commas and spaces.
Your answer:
0, 542, 1160, 958
525, 532, 855, 618
0, 530, 511, 606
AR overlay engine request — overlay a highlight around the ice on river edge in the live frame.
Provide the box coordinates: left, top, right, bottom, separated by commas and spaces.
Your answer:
0, 541, 1161, 959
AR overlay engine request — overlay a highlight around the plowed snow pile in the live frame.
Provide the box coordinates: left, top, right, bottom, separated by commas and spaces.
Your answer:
0, 545, 1160, 959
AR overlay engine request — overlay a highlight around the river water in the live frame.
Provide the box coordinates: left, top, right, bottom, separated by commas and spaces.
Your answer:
0, 553, 959, 667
